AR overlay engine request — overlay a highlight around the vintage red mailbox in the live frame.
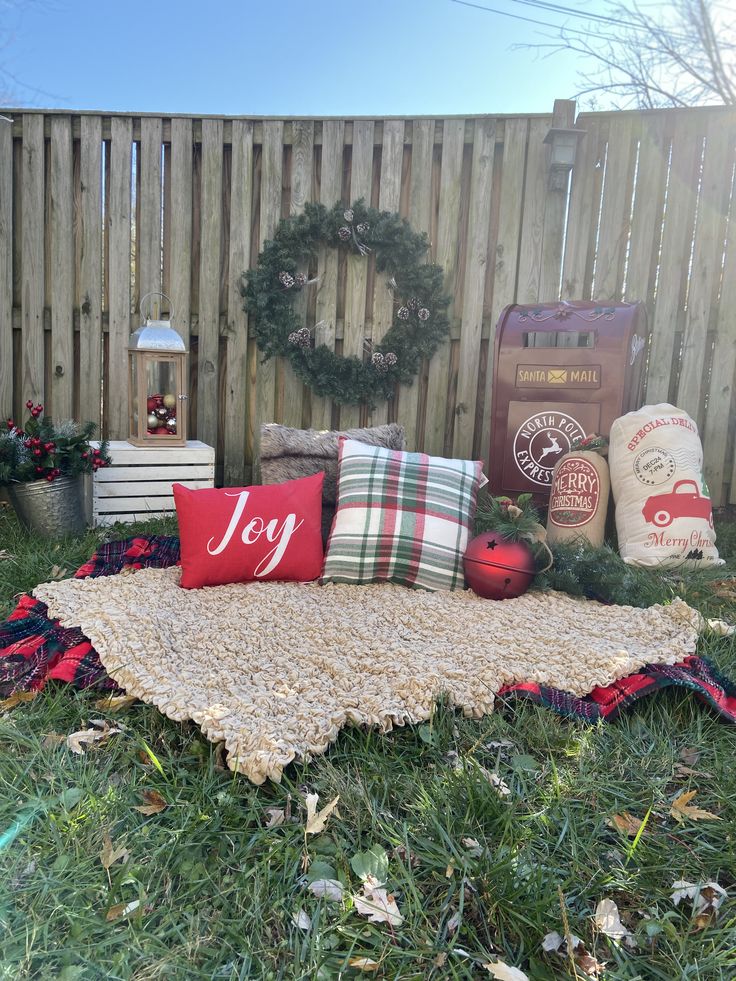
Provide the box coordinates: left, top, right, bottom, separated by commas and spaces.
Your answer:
489, 301, 648, 500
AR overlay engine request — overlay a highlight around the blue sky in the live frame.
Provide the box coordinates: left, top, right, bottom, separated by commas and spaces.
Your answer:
2, 0, 611, 115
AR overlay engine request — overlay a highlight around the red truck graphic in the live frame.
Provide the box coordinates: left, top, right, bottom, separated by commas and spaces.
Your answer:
642, 480, 713, 528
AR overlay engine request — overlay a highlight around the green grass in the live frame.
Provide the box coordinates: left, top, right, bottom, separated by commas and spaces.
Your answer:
0, 504, 735, 980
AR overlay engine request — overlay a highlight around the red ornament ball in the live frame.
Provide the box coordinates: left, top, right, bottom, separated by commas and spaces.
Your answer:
146, 395, 161, 412
154, 426, 169, 435
463, 532, 536, 600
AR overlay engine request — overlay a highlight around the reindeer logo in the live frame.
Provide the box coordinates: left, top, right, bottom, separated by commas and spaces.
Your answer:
512, 411, 586, 487
537, 432, 562, 464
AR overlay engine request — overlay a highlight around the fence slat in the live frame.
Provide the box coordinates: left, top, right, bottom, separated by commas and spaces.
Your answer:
452, 118, 495, 459
479, 117, 528, 469
397, 118, 434, 445
107, 116, 132, 439
645, 113, 702, 404
223, 120, 253, 486
312, 120, 344, 431
369, 119, 404, 428
253, 121, 284, 468
593, 118, 635, 301
21, 114, 45, 408
423, 119, 465, 456
340, 119, 374, 431
561, 117, 603, 304
0, 118, 12, 420
78, 115, 102, 427
196, 118, 223, 449
516, 117, 549, 306
138, 116, 163, 304
50, 116, 74, 419
281, 119, 313, 428
676, 115, 735, 428
623, 114, 669, 306
539, 101, 576, 303
703, 188, 736, 506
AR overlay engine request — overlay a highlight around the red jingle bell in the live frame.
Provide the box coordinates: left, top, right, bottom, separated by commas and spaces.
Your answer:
463, 532, 536, 600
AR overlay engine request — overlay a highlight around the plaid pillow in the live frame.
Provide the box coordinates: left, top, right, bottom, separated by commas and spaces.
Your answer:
322, 438, 482, 591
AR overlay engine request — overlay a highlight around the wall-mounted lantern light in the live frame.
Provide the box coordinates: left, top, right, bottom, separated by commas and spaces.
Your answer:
543, 126, 586, 191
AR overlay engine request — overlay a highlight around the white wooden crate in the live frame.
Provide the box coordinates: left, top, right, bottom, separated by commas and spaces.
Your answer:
87, 440, 215, 527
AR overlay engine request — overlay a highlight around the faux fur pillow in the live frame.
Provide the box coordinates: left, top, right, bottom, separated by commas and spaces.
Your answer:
259, 423, 406, 505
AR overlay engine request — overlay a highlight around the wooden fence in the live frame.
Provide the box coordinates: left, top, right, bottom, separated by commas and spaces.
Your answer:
1, 102, 736, 504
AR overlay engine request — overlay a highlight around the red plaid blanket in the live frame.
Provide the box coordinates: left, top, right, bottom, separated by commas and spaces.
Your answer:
1, 535, 735, 723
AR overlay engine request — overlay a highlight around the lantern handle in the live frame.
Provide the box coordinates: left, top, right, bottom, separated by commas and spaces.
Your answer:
139, 291, 174, 323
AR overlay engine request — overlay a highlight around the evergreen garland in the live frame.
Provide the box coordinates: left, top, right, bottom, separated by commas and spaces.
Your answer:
243, 200, 450, 406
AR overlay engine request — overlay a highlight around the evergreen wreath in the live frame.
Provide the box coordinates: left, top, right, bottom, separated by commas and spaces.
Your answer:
243, 200, 450, 406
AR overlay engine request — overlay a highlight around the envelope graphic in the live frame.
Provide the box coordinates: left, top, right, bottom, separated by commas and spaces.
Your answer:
547, 369, 568, 384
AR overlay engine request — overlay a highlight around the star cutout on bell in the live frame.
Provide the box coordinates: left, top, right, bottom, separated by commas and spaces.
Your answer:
486, 539, 498, 550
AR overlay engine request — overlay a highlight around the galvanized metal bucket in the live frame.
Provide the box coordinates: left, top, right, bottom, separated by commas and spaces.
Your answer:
8, 475, 88, 538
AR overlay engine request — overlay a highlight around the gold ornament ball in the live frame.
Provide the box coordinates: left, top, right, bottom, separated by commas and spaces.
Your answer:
163, 394, 176, 409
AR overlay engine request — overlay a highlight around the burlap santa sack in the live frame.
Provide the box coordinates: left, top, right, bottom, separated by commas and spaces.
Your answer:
547, 438, 610, 548
608, 404, 722, 568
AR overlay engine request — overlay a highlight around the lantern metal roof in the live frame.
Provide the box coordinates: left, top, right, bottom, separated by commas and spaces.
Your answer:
128, 319, 187, 353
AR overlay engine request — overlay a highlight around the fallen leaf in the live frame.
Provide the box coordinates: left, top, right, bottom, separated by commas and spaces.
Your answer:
706, 618, 734, 637
608, 812, 644, 837
308, 878, 344, 902
461, 836, 483, 857
353, 879, 403, 926
265, 807, 285, 828
292, 908, 312, 930
675, 764, 713, 779
433, 952, 448, 969
392, 844, 420, 868
0, 549, 14, 560
595, 899, 635, 945
49, 564, 67, 580
484, 961, 529, 981
348, 958, 379, 972
99, 832, 130, 870
479, 768, 511, 797
484, 739, 516, 752
671, 879, 727, 930
105, 899, 140, 922
670, 790, 720, 823
447, 910, 461, 935
304, 793, 340, 835
0, 691, 39, 711
712, 579, 736, 601
133, 789, 168, 815
66, 720, 123, 754
93, 694, 138, 713
542, 931, 605, 977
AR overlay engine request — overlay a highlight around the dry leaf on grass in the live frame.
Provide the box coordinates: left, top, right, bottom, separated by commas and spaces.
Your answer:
0, 691, 39, 712
675, 764, 713, 779
66, 720, 124, 754
133, 789, 168, 815
292, 908, 312, 930
93, 694, 138, 713
353, 875, 403, 927
608, 811, 645, 837
308, 878, 344, 902
672, 880, 728, 930
479, 768, 511, 797
348, 958, 380, 972
484, 961, 529, 981
461, 836, 483, 857
304, 793, 340, 835
670, 790, 720, 823
447, 910, 461, 935
105, 899, 140, 922
679, 747, 701, 766
99, 832, 130, 870
49, 564, 67, 580
0, 549, 15, 560
265, 807, 286, 828
594, 899, 636, 947
542, 931, 606, 977
706, 618, 735, 637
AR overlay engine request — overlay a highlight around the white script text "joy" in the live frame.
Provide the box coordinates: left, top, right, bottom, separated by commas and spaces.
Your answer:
206, 491, 303, 576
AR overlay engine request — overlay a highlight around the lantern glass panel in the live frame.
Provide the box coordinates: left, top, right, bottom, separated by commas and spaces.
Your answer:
145, 358, 180, 437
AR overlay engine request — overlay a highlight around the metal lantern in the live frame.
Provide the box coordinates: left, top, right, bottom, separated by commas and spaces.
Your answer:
128, 292, 188, 447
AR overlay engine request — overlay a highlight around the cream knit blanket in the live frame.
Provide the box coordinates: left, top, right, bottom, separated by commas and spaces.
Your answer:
35, 567, 703, 784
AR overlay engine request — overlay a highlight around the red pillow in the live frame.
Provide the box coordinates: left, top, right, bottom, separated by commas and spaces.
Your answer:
173, 472, 325, 589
